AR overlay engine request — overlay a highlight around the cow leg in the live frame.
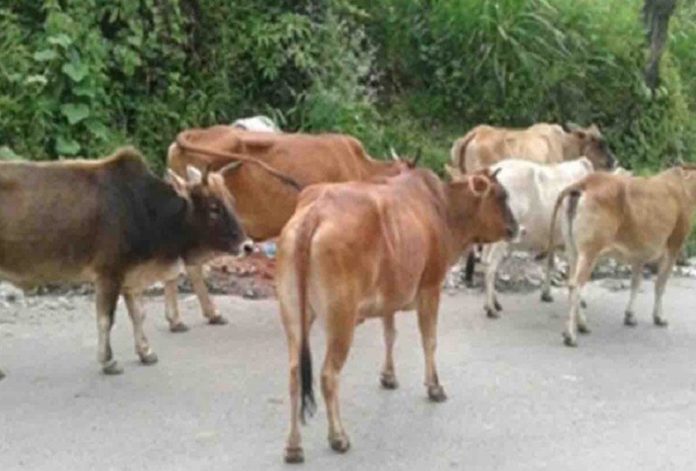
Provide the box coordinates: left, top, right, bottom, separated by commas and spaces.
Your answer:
281, 301, 304, 464
624, 263, 643, 327
123, 293, 158, 365
95, 277, 123, 375
322, 309, 355, 453
164, 279, 188, 333
564, 252, 597, 347
541, 252, 555, 303
417, 288, 446, 402
463, 247, 477, 287
652, 254, 675, 327
483, 242, 507, 318
186, 264, 227, 325
380, 314, 398, 389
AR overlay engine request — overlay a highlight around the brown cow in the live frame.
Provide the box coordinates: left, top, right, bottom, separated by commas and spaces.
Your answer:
450, 122, 616, 174
276, 167, 518, 462
548, 166, 696, 347
0, 147, 250, 378
162, 126, 413, 331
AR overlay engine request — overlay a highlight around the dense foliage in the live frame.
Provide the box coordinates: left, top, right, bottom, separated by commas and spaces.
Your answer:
1, 0, 696, 174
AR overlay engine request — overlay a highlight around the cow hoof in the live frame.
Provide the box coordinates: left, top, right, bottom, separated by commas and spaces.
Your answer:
139, 351, 158, 365
284, 447, 305, 464
577, 324, 591, 335
329, 434, 351, 453
208, 315, 228, 326
624, 313, 637, 327
494, 299, 503, 311
562, 332, 577, 348
0, 369, 5, 381
485, 307, 500, 319
654, 317, 669, 327
427, 385, 447, 403
102, 361, 124, 375
540, 292, 553, 303
580, 300, 587, 309
380, 373, 399, 390
169, 322, 189, 333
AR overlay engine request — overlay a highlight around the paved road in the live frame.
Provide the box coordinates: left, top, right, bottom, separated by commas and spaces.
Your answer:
2, 279, 696, 471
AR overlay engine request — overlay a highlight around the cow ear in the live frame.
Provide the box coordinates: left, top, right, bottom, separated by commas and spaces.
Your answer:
186, 165, 203, 185
167, 169, 190, 199
444, 164, 462, 180
469, 175, 490, 197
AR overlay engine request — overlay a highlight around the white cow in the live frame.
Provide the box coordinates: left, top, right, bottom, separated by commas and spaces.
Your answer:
231, 115, 281, 133
482, 158, 594, 318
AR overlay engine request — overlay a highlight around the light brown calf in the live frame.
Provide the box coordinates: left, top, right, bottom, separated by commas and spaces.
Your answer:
276, 167, 518, 462
549, 166, 696, 347
164, 126, 413, 331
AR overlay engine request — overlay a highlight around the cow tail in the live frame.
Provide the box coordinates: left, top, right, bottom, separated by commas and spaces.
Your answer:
450, 129, 477, 173
295, 209, 321, 424
547, 183, 583, 266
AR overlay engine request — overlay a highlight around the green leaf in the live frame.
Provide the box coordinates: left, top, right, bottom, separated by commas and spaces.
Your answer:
61, 61, 88, 83
73, 84, 96, 98
60, 103, 90, 124
85, 120, 109, 140
47, 33, 73, 48
55, 136, 80, 156
25, 75, 48, 86
33, 49, 58, 62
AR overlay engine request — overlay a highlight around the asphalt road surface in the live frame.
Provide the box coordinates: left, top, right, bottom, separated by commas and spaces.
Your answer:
2, 278, 696, 471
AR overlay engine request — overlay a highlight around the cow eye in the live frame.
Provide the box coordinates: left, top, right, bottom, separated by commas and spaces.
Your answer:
209, 203, 222, 218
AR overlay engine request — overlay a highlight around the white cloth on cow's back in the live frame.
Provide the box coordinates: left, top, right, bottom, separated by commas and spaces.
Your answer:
231, 116, 280, 133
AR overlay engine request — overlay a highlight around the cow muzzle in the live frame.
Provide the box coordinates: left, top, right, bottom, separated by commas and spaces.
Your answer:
238, 239, 255, 257
505, 221, 521, 241
509, 224, 525, 243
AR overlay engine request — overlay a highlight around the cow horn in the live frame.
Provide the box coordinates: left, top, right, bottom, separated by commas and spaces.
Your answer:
186, 165, 203, 185
563, 121, 581, 133
411, 148, 422, 167
490, 168, 502, 179
219, 160, 244, 175
389, 147, 400, 161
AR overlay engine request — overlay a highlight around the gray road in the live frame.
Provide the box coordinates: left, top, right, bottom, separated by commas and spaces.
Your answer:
2, 279, 696, 471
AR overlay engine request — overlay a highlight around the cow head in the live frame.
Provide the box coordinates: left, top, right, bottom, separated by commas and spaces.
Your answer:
168, 165, 253, 260
563, 122, 616, 170
447, 169, 518, 245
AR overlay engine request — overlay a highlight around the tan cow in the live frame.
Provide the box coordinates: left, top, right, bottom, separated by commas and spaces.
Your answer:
163, 126, 413, 331
548, 166, 696, 347
0, 148, 250, 377
276, 167, 518, 462
450, 122, 616, 174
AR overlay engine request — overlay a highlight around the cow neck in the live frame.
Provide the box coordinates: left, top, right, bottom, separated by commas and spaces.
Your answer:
442, 185, 477, 266
151, 197, 198, 263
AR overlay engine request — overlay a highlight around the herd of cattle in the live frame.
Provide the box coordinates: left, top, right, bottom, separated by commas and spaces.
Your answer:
1, 115, 695, 463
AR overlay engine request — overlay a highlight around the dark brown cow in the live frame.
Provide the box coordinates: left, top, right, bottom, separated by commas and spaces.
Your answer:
276, 167, 518, 462
0, 147, 249, 378
163, 126, 413, 331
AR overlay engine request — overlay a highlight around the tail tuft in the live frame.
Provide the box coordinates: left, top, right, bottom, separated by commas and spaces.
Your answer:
300, 340, 316, 423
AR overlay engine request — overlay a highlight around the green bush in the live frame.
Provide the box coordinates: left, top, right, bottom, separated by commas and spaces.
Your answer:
2, 0, 696, 174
